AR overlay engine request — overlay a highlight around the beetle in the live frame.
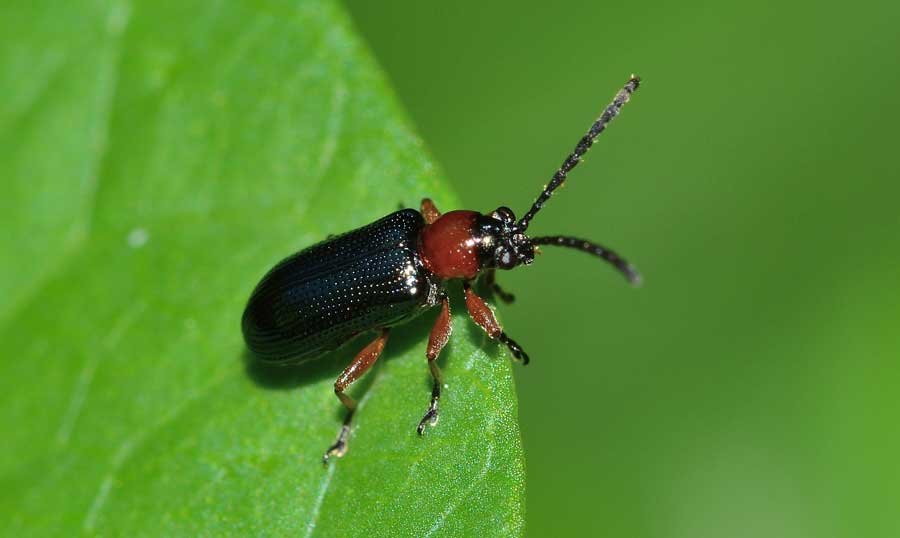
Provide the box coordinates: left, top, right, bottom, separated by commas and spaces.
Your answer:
242, 75, 642, 463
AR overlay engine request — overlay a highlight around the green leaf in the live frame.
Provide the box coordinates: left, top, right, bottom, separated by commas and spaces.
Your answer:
0, 1, 525, 536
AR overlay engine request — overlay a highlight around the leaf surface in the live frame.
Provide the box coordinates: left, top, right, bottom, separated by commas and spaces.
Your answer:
0, 1, 525, 536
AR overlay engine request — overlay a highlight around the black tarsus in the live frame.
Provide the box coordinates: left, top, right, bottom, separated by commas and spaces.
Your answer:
484, 269, 516, 304
516, 75, 641, 232
532, 235, 641, 285
498, 332, 530, 365
417, 372, 441, 435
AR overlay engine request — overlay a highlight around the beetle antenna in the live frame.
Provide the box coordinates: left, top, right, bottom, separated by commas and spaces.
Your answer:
516, 75, 640, 232
531, 235, 641, 285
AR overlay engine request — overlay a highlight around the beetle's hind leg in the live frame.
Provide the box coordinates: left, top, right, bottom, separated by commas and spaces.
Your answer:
421, 198, 442, 225
418, 296, 452, 435
482, 269, 515, 304
464, 281, 529, 365
323, 328, 390, 464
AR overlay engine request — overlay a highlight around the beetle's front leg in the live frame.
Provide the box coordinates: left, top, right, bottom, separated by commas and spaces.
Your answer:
418, 296, 451, 435
324, 328, 389, 464
463, 281, 529, 365
482, 269, 515, 304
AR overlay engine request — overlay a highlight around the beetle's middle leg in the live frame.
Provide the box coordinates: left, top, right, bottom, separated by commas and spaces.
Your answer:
323, 328, 389, 464
463, 281, 529, 365
421, 198, 442, 224
418, 296, 451, 435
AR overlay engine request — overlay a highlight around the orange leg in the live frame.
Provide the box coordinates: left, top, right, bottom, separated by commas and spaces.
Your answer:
463, 282, 530, 365
323, 328, 389, 463
418, 296, 452, 434
421, 198, 442, 225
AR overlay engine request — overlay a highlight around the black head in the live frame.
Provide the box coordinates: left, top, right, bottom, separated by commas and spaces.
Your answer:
474, 207, 535, 270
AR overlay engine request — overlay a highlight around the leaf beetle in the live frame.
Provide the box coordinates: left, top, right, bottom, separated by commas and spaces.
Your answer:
242, 76, 642, 463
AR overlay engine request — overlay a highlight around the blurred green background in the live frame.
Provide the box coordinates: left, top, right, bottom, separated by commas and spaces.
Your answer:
345, 1, 900, 537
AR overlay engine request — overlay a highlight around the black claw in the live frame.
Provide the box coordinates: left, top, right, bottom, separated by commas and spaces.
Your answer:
417, 408, 439, 435
323, 441, 345, 465
498, 332, 530, 365
494, 288, 516, 304
323, 423, 351, 464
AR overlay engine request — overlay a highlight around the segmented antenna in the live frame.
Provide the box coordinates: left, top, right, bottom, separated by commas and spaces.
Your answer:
516, 75, 641, 232
532, 235, 641, 285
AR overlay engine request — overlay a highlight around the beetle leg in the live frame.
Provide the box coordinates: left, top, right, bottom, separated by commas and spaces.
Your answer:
418, 296, 452, 435
323, 328, 390, 464
482, 269, 516, 304
420, 198, 442, 225
463, 282, 529, 365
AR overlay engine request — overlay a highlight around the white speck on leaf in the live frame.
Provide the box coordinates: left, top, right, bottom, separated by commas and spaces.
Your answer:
127, 228, 149, 249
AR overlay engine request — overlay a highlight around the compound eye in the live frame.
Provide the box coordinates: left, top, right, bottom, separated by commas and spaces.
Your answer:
491, 206, 516, 225
495, 247, 517, 269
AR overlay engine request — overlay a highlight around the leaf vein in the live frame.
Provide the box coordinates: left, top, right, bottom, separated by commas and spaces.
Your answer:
55, 302, 147, 445
82, 371, 232, 531
423, 413, 499, 538
304, 365, 389, 537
